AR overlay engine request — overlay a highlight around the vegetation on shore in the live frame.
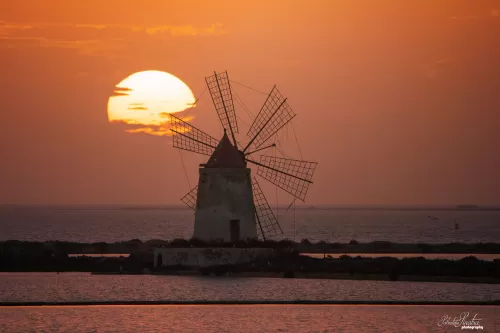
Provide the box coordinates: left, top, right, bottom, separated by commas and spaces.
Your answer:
2, 238, 500, 255
1, 239, 500, 283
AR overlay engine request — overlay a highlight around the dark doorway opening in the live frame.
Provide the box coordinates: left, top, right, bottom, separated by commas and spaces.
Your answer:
230, 220, 240, 242
156, 253, 163, 267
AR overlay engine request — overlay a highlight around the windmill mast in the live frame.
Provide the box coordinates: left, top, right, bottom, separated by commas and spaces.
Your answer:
214, 71, 238, 147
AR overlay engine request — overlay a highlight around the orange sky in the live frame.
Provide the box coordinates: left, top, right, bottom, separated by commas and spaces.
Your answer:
0, 0, 499, 205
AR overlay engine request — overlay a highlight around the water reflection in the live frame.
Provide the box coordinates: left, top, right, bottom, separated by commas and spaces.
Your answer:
1, 305, 499, 333
1, 273, 499, 303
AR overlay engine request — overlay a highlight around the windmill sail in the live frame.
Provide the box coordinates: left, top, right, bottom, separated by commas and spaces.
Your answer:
167, 72, 319, 242
247, 155, 317, 201
205, 71, 239, 144
181, 186, 198, 210
169, 113, 219, 156
244, 86, 296, 152
252, 177, 282, 240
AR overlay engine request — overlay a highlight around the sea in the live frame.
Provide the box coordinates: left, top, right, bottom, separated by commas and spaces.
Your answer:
1, 205, 499, 243
1, 206, 499, 332
1, 303, 498, 333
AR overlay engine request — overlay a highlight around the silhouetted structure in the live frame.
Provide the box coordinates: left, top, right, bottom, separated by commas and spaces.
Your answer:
170, 71, 318, 241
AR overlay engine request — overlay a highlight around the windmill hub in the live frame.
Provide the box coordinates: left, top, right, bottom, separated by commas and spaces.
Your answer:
170, 71, 318, 242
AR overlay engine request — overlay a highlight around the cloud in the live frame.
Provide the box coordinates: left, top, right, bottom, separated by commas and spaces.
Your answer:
0, 21, 228, 56
125, 127, 171, 136
127, 102, 148, 111
0, 22, 34, 36
107, 120, 171, 136
0, 21, 227, 37
109, 119, 143, 126
159, 111, 195, 121
0, 35, 126, 58
110, 113, 196, 137
110, 92, 129, 97
137, 23, 227, 36
74, 24, 108, 30
120, 122, 173, 137
110, 87, 132, 97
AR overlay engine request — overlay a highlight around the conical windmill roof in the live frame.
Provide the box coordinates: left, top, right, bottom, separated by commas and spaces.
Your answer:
205, 131, 246, 168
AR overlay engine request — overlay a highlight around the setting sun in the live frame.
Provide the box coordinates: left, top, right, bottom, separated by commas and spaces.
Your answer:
107, 70, 196, 136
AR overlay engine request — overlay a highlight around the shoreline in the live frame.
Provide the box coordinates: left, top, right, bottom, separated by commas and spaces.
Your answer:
137, 271, 500, 284
2, 240, 500, 284
2, 270, 499, 284
3, 240, 500, 254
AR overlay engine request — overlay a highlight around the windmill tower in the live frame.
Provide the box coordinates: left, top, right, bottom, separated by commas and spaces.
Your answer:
170, 71, 317, 242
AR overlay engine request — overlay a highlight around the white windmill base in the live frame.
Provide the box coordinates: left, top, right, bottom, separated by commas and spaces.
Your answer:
193, 168, 257, 242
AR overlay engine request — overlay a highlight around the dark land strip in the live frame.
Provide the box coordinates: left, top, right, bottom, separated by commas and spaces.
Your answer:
2, 240, 500, 283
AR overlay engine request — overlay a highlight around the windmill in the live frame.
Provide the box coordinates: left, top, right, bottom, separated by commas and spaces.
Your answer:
170, 71, 317, 242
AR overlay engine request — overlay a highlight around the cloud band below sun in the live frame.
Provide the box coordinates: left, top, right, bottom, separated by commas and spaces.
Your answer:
111, 114, 195, 137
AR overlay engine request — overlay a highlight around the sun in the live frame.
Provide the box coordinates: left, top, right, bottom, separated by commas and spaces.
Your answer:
107, 70, 196, 136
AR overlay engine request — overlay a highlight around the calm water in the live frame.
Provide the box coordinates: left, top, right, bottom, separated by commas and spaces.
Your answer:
1, 206, 499, 243
1, 305, 499, 333
1, 273, 499, 303
1, 273, 499, 332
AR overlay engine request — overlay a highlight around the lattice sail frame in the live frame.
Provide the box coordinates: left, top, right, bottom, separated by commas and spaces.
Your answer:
254, 155, 317, 202
169, 113, 219, 156
205, 71, 239, 135
251, 177, 283, 240
246, 86, 296, 150
181, 186, 198, 211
